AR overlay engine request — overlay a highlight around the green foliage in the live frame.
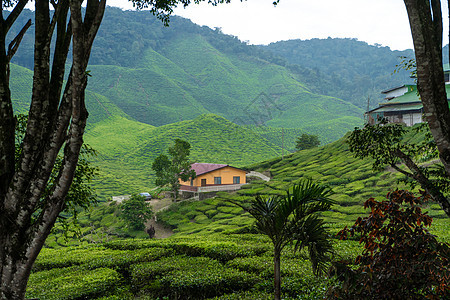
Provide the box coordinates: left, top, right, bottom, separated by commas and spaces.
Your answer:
120, 194, 153, 230
234, 180, 334, 300
26, 266, 122, 300
296, 133, 320, 151
27, 225, 449, 300
244, 180, 335, 275
131, 255, 259, 299
347, 120, 450, 216
328, 190, 450, 299
152, 139, 196, 199
85, 115, 285, 200
9, 8, 364, 141
37, 246, 172, 272
347, 119, 407, 170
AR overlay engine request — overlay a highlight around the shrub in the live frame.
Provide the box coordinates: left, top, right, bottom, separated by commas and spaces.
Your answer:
131, 256, 222, 289
119, 194, 153, 230
26, 266, 122, 300
327, 190, 450, 299
33, 246, 173, 272
207, 290, 273, 300
159, 265, 259, 299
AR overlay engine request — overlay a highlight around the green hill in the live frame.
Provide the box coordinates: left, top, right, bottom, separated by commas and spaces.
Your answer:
8, 7, 365, 144
85, 33, 364, 137
84, 114, 285, 199
156, 135, 448, 236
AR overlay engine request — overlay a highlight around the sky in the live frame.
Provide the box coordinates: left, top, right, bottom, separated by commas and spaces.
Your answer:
104, 0, 448, 51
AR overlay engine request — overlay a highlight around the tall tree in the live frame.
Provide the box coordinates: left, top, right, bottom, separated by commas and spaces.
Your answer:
403, 1, 450, 184
152, 139, 196, 200
0, 1, 230, 299
233, 180, 334, 300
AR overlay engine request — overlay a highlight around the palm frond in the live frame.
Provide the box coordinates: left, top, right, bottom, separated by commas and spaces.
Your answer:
293, 215, 334, 275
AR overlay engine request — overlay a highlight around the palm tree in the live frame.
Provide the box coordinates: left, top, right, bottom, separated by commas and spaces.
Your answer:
238, 180, 334, 300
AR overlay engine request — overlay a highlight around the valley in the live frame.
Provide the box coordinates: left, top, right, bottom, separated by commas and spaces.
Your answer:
6, 6, 449, 300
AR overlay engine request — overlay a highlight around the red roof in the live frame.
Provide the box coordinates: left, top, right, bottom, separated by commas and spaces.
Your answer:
191, 163, 228, 176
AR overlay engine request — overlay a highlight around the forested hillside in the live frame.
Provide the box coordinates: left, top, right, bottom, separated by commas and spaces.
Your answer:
262, 38, 415, 109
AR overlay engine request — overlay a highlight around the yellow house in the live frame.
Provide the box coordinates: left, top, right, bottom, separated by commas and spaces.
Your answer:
180, 163, 247, 190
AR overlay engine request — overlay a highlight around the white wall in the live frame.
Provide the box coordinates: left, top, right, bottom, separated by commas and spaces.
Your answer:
383, 86, 409, 99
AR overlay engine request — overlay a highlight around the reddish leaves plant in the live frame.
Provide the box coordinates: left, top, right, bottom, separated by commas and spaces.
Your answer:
328, 190, 449, 299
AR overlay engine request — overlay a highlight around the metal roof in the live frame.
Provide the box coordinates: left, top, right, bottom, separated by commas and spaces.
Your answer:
379, 85, 450, 106
190, 163, 229, 176
369, 103, 423, 113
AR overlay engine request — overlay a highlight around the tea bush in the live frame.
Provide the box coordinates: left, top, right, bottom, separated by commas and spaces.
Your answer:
26, 266, 122, 300
33, 245, 173, 272
131, 256, 223, 289
159, 265, 260, 299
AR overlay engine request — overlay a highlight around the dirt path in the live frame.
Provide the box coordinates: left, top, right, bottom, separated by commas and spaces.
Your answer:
145, 198, 174, 239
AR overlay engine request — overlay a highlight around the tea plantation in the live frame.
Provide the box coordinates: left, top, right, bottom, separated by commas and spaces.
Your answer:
28, 234, 365, 299
27, 135, 449, 299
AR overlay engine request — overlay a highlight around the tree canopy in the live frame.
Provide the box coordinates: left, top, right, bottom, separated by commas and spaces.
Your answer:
152, 139, 196, 200
120, 194, 153, 231
234, 180, 334, 300
295, 133, 320, 151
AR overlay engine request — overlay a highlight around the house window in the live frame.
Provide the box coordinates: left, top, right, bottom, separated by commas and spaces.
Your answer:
201, 179, 207, 186
233, 176, 240, 184
190, 179, 193, 186
214, 177, 222, 185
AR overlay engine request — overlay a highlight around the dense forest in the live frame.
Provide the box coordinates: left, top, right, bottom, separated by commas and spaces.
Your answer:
262, 38, 415, 108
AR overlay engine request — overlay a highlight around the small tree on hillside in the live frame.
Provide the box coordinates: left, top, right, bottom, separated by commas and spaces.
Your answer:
152, 139, 196, 200
296, 133, 320, 151
120, 194, 153, 231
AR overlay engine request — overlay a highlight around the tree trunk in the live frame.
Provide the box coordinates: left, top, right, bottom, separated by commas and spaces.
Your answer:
0, 0, 105, 299
274, 249, 281, 300
403, 0, 450, 217
404, 1, 450, 177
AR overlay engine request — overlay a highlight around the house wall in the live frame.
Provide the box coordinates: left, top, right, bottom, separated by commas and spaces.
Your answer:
385, 111, 422, 127
180, 166, 247, 187
402, 112, 422, 126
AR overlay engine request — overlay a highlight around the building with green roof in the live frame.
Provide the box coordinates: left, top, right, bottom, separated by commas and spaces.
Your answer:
366, 66, 450, 126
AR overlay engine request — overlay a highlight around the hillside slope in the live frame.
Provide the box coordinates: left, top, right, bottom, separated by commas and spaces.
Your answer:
84, 114, 285, 199
8, 7, 364, 143
85, 32, 364, 136
261, 38, 415, 109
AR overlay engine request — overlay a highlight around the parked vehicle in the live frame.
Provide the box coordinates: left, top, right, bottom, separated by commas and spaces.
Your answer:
139, 192, 152, 200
